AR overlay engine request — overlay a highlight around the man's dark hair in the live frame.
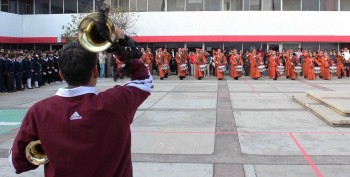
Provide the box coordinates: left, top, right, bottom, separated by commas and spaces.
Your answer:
59, 41, 97, 86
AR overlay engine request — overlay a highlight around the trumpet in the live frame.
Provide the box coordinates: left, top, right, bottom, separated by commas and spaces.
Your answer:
78, 12, 116, 53
25, 140, 49, 165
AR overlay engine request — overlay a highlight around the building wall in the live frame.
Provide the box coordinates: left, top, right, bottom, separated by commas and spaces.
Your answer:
0, 12, 23, 37
1, 11, 350, 43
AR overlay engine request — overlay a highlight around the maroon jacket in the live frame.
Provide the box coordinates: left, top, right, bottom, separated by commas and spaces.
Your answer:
10, 59, 153, 177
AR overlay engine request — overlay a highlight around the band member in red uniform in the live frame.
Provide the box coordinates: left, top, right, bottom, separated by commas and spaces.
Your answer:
268, 50, 283, 80
194, 49, 207, 80
156, 48, 166, 80
230, 49, 243, 80
304, 51, 316, 80
175, 48, 187, 80
9, 29, 153, 177
315, 51, 324, 79
147, 48, 154, 74
284, 50, 292, 79
289, 52, 300, 80
321, 51, 332, 80
163, 48, 171, 78
114, 55, 125, 81
214, 49, 227, 80
336, 51, 346, 79
141, 48, 151, 72
249, 49, 262, 80
183, 48, 190, 76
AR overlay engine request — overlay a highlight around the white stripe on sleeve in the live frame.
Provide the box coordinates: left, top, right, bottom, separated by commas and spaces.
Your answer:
125, 73, 154, 93
8, 148, 16, 173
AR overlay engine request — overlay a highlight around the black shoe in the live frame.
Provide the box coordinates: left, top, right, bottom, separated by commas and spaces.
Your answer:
180, 77, 183, 80
198, 78, 202, 80
160, 78, 164, 80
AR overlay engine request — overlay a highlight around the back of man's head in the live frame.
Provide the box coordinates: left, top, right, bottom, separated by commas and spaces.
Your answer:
59, 41, 97, 86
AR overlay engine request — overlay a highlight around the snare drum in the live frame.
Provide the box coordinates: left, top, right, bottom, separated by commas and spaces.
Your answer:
329, 65, 337, 73
180, 64, 188, 71
236, 65, 243, 72
313, 67, 321, 74
258, 65, 266, 72
277, 65, 285, 75
294, 66, 302, 73
218, 66, 226, 72
161, 64, 168, 70
199, 65, 207, 71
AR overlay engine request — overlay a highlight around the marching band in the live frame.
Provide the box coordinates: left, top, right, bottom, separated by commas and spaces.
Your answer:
112, 47, 350, 81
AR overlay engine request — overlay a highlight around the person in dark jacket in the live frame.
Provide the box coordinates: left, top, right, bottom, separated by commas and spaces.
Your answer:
15, 53, 24, 91
32, 54, 41, 88
24, 53, 34, 89
0, 52, 7, 92
5, 53, 16, 92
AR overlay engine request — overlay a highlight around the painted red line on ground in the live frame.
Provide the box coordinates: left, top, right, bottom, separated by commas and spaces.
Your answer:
298, 80, 334, 91
289, 133, 324, 177
244, 80, 261, 97
131, 130, 350, 135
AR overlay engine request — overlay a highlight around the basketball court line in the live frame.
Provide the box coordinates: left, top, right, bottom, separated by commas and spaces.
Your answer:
289, 132, 324, 177
244, 80, 261, 97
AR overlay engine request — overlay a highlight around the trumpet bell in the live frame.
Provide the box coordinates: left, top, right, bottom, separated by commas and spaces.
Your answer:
78, 12, 116, 53
25, 140, 49, 165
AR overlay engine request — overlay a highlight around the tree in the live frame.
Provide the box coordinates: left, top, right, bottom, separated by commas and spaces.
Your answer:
62, 7, 139, 43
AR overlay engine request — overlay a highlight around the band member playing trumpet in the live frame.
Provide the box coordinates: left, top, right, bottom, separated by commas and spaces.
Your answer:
249, 49, 262, 80
9, 28, 153, 177
175, 48, 187, 80
230, 49, 243, 80
268, 50, 283, 80
336, 51, 346, 79
156, 48, 167, 80
194, 49, 207, 80
214, 49, 227, 80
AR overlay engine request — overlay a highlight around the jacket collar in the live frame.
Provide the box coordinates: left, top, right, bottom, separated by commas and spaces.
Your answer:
56, 86, 97, 97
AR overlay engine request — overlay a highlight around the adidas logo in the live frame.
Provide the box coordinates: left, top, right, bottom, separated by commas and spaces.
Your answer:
70, 111, 82, 120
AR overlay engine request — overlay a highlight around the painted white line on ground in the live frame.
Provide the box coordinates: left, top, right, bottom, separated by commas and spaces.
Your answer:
0, 122, 21, 126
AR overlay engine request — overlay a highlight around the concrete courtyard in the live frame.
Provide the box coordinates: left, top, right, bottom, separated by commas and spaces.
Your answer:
1, 74, 350, 177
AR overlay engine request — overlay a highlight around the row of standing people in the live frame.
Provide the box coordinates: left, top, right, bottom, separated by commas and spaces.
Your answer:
0, 50, 61, 93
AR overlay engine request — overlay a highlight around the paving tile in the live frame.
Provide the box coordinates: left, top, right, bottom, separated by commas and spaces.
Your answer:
152, 92, 217, 109
131, 127, 214, 154
133, 162, 213, 177
132, 111, 216, 128
232, 98, 302, 110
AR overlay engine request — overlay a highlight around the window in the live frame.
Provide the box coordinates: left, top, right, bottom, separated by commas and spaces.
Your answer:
224, 42, 242, 53
282, 44, 299, 51
205, 0, 222, 11
168, 0, 185, 11
35, 0, 49, 14
320, 0, 337, 11
283, 0, 300, 11
206, 43, 223, 52
263, 0, 280, 11
320, 43, 338, 52
148, 0, 164, 11
244, 0, 261, 11
340, 0, 350, 11
111, 0, 118, 10
231, 0, 243, 10
119, 0, 129, 10
1, 0, 9, 12
51, 0, 63, 14
64, 0, 77, 13
130, 0, 147, 11
302, 0, 319, 11
9, 0, 17, 13
243, 43, 261, 51
18, 0, 33, 14
167, 43, 185, 51
186, 0, 203, 11
301, 43, 319, 51
78, 0, 93, 13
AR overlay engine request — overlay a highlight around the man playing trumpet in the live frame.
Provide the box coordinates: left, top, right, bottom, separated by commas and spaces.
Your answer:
9, 28, 153, 177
